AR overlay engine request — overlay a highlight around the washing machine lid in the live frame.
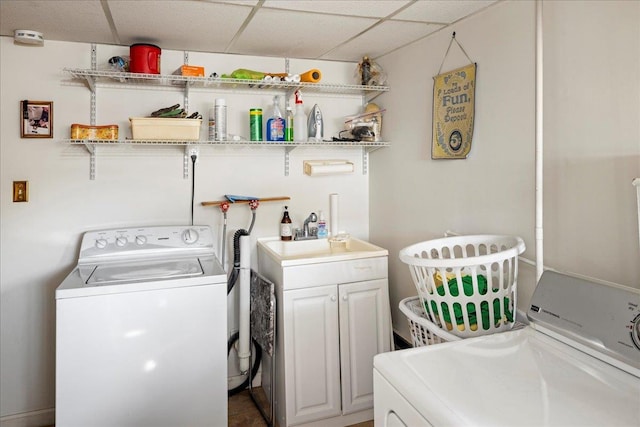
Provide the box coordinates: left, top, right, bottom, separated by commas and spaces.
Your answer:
374, 327, 640, 426
83, 257, 204, 285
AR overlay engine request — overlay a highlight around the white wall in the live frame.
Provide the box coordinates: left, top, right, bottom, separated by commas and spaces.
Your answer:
371, 0, 639, 342
0, 39, 371, 421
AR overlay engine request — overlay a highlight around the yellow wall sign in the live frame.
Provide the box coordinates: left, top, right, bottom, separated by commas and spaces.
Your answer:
432, 63, 476, 159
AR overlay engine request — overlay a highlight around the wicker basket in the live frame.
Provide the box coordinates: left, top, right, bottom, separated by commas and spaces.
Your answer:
399, 296, 461, 347
399, 235, 525, 339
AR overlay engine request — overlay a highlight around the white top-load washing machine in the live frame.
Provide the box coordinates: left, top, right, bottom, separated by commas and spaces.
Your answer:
56, 225, 227, 427
374, 270, 640, 426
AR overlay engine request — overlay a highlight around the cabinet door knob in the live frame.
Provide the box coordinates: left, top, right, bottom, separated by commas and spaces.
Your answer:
330, 295, 337, 302
342, 295, 348, 301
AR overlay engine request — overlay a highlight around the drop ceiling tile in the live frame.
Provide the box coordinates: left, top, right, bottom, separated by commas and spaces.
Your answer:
108, 0, 253, 52
393, 0, 497, 24
263, 0, 412, 18
0, 0, 114, 44
231, 8, 377, 59
322, 20, 444, 61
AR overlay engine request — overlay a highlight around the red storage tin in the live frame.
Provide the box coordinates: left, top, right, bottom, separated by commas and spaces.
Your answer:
129, 43, 161, 74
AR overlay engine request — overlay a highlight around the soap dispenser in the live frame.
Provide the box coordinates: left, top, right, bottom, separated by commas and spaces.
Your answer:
317, 210, 328, 238
307, 104, 323, 141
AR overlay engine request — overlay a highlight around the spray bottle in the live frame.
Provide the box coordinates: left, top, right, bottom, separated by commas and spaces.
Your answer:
293, 90, 307, 142
266, 96, 285, 141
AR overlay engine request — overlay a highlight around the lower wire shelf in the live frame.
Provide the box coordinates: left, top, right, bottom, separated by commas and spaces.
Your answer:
60, 139, 390, 179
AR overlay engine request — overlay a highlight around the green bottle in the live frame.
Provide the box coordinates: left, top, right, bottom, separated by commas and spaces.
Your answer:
285, 102, 294, 142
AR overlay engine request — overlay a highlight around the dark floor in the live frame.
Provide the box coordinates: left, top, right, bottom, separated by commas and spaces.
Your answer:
229, 388, 374, 427
46, 387, 373, 427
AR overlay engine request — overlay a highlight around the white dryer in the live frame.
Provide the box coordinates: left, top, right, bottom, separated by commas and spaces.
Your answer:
56, 225, 228, 427
374, 271, 640, 426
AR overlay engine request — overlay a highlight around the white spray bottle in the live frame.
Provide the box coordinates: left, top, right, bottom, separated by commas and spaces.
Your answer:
293, 90, 307, 142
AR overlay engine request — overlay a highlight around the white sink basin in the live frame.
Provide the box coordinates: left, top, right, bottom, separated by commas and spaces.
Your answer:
257, 237, 388, 266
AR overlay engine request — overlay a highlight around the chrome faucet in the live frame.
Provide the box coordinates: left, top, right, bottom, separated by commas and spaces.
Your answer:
295, 212, 318, 240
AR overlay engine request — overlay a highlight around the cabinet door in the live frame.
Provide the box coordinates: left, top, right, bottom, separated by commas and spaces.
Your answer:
283, 285, 341, 425
338, 278, 391, 415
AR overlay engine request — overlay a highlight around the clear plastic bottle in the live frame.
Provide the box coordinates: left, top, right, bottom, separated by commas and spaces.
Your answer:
293, 90, 307, 142
317, 210, 328, 238
266, 96, 285, 141
285, 102, 294, 142
214, 98, 226, 141
208, 105, 215, 140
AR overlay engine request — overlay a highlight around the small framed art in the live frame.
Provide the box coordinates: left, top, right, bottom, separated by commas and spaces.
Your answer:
21, 100, 53, 138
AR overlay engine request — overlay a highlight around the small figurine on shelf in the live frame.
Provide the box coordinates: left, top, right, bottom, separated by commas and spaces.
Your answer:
355, 55, 387, 86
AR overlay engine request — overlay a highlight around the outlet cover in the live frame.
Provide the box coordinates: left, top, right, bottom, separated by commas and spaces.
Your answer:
13, 181, 28, 202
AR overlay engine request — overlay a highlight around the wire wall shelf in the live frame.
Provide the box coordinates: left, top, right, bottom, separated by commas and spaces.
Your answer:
63, 49, 389, 180
63, 139, 390, 179
64, 68, 389, 97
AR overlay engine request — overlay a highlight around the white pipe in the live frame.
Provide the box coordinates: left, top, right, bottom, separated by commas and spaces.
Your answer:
634, 178, 640, 249
238, 235, 251, 374
535, 0, 544, 282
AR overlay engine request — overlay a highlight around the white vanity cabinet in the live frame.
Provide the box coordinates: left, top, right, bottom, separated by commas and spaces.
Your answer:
257, 240, 392, 427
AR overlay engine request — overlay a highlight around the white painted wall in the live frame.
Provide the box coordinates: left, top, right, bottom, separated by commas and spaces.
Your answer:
0, 39, 371, 421
371, 0, 639, 342
2, 0, 640, 423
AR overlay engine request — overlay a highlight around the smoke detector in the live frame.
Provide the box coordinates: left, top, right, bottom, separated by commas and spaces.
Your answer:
14, 30, 44, 46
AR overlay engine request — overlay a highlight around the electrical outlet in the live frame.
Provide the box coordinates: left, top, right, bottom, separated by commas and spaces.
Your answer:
185, 146, 199, 163
13, 181, 28, 202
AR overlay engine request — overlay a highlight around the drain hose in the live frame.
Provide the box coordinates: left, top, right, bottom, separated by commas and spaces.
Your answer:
226, 211, 259, 394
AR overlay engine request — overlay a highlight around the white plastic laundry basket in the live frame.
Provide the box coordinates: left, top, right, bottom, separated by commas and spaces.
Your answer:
399, 296, 461, 347
399, 235, 525, 339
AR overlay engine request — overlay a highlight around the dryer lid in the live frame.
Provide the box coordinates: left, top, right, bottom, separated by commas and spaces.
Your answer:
374, 327, 640, 426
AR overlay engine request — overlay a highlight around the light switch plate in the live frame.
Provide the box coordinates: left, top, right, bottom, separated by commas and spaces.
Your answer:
13, 181, 28, 202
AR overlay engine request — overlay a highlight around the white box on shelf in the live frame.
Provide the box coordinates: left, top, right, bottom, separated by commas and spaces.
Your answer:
130, 117, 202, 140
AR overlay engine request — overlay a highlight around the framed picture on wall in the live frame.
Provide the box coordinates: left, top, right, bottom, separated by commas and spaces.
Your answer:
20, 100, 53, 138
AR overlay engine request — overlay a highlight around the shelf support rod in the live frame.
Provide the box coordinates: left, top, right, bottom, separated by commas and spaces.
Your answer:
90, 44, 97, 124
183, 51, 190, 113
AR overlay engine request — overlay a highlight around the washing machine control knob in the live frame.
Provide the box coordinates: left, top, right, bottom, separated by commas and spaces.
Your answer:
182, 228, 199, 244
115, 236, 128, 247
95, 238, 108, 249
135, 235, 147, 245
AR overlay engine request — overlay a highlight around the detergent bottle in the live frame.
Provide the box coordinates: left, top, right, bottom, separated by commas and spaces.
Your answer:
293, 90, 307, 142
266, 96, 285, 141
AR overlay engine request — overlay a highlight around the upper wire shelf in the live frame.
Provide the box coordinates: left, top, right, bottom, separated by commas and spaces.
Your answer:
64, 68, 390, 96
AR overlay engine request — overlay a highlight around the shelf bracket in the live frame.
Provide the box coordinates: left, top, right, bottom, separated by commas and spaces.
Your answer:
84, 143, 97, 180
362, 148, 369, 175
284, 145, 296, 176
